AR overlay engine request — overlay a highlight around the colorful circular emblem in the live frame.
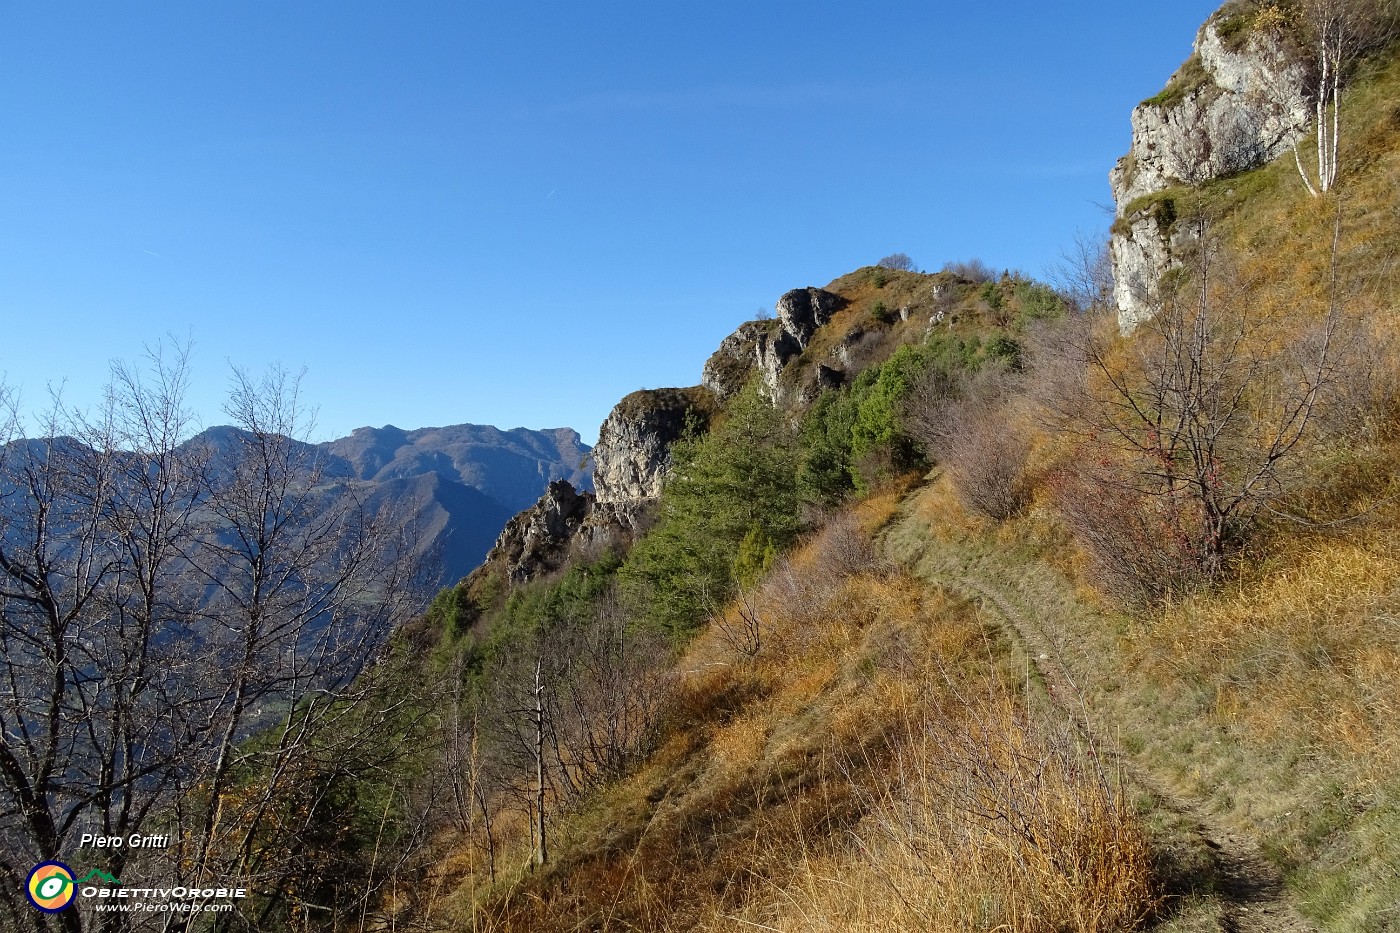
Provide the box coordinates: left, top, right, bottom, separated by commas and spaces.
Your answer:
26, 862, 76, 913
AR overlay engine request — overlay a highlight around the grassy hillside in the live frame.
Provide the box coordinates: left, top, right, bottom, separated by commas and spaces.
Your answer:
152, 28, 1400, 933
398, 38, 1400, 933
432, 496, 1154, 933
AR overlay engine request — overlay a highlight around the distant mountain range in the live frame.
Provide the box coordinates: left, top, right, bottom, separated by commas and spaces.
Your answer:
318, 423, 592, 587
320, 425, 590, 585
324, 423, 591, 515
2, 422, 591, 595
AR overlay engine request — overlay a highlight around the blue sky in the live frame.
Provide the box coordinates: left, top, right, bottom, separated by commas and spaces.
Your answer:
0, 1, 1220, 444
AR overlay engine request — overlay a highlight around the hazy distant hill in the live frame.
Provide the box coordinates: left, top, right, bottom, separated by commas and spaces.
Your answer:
0, 422, 590, 593
309, 420, 588, 582
325, 423, 591, 515
317, 423, 591, 585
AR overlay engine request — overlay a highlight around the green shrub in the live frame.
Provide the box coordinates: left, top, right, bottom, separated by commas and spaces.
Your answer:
1012, 281, 1065, 326
979, 280, 1004, 312
1140, 54, 1211, 108
986, 334, 1023, 369
492, 550, 623, 646
799, 335, 1014, 501
620, 384, 800, 634
850, 344, 931, 489
425, 583, 480, 640
799, 389, 860, 506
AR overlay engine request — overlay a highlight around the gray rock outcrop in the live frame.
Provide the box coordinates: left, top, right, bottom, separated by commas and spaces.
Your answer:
471, 386, 717, 586
592, 387, 717, 510
761, 288, 846, 401
702, 321, 772, 401
485, 480, 593, 584
467, 286, 849, 591
776, 286, 844, 346
703, 287, 848, 405
1110, 9, 1310, 328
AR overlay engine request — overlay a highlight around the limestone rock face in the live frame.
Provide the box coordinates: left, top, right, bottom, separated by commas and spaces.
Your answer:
1112, 23, 1308, 207
704, 287, 848, 404
486, 480, 593, 583
763, 287, 846, 401
466, 286, 851, 592
1110, 13, 1309, 328
592, 387, 716, 508
755, 328, 803, 402
1111, 213, 1198, 331
702, 321, 772, 401
776, 287, 844, 346
469, 385, 716, 589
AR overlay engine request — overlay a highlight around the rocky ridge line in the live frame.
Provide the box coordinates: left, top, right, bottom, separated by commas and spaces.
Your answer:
475, 286, 849, 585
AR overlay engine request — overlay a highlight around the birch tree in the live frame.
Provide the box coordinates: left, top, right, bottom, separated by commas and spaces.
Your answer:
1291, 0, 1398, 194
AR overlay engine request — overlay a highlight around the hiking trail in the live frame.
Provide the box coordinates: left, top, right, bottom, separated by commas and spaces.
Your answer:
883, 503, 1316, 933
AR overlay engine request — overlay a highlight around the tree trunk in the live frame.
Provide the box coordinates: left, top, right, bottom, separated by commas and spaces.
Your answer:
533, 658, 548, 869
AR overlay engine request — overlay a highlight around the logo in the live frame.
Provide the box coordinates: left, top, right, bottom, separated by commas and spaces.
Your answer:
25, 862, 76, 913
75, 869, 121, 886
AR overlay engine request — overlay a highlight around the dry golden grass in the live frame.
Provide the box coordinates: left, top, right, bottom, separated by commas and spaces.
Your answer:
891, 447, 1400, 928
723, 694, 1156, 933
906, 469, 990, 540
1152, 532, 1400, 781
447, 513, 1156, 933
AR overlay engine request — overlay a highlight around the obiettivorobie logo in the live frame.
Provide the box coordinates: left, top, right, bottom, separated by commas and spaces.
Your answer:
24, 860, 247, 915
25, 862, 78, 913
77, 870, 122, 885
24, 864, 121, 913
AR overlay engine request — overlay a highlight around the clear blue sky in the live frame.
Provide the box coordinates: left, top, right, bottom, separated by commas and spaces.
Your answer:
0, 1, 1219, 444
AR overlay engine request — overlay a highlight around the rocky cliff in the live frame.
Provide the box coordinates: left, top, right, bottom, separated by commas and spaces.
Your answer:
702, 286, 849, 405
469, 272, 984, 589
472, 386, 717, 585
592, 387, 718, 509
482, 480, 594, 584
702, 320, 774, 401
475, 287, 846, 586
1110, 5, 1310, 328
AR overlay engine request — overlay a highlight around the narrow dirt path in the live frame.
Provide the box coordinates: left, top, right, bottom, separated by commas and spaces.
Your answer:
884, 509, 1316, 933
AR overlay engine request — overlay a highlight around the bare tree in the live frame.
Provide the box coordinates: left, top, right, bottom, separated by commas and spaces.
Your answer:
0, 344, 210, 933
1291, 0, 1398, 194
925, 370, 1033, 522
165, 365, 419, 929
1051, 232, 1115, 314
550, 596, 669, 787
0, 353, 419, 933
940, 258, 998, 283
471, 584, 671, 880
1051, 220, 1345, 601
877, 253, 916, 272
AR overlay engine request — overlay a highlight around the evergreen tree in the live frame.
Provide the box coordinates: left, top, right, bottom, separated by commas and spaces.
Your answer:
621, 384, 800, 633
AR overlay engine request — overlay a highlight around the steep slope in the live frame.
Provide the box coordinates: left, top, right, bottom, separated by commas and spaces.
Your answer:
883, 484, 1318, 932
1110, 0, 1400, 330
469, 267, 1039, 591
349, 471, 516, 587
135, 6, 1400, 932
419, 16, 1400, 933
